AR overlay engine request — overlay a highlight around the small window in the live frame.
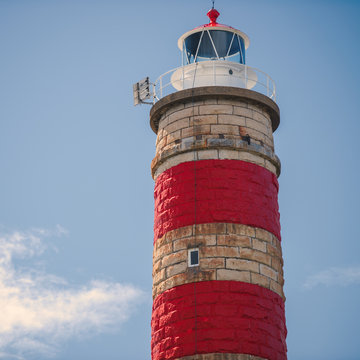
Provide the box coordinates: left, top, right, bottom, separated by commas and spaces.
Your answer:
188, 248, 199, 267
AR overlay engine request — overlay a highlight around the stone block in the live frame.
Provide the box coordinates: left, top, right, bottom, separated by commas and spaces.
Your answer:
217, 269, 250, 282
155, 233, 168, 248
271, 257, 283, 273
180, 136, 195, 151
153, 259, 162, 274
238, 152, 265, 166
156, 243, 173, 258
201, 246, 239, 258
164, 118, 189, 134
252, 109, 270, 124
226, 258, 259, 273
181, 125, 211, 138
226, 224, 255, 237
267, 243, 281, 258
165, 130, 181, 144
233, 106, 253, 118
161, 251, 187, 267
211, 124, 239, 136
163, 272, 188, 290
218, 114, 246, 126
173, 238, 189, 252
195, 223, 227, 235
207, 138, 236, 148
246, 118, 269, 136
167, 226, 193, 241
255, 228, 273, 243
165, 102, 184, 116
252, 239, 267, 253
195, 234, 217, 246
244, 128, 266, 143
168, 106, 199, 124
155, 137, 167, 153
200, 257, 225, 269
240, 248, 271, 266
278, 273, 284, 286
270, 279, 284, 299
217, 235, 251, 248
153, 268, 165, 285
166, 261, 187, 277
259, 134, 272, 148
199, 104, 233, 115
190, 114, 218, 126
158, 117, 169, 130
219, 149, 239, 160
251, 272, 270, 289
260, 264, 278, 281
197, 149, 219, 160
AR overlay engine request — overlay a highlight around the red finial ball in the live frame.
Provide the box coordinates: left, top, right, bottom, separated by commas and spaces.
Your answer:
207, 8, 220, 25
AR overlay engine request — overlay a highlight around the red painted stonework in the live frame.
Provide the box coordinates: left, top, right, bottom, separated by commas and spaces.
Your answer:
154, 160, 280, 242
151, 281, 287, 360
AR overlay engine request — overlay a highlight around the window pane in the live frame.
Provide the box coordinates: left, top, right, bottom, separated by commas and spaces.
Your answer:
190, 250, 199, 266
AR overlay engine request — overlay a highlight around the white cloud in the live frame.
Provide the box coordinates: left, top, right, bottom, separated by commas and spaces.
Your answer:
0, 227, 145, 359
304, 266, 360, 289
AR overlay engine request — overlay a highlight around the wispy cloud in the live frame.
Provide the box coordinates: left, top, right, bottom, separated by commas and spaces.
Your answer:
304, 266, 360, 289
0, 227, 144, 359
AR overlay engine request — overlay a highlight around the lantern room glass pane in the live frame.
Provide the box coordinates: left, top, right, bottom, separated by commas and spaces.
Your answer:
184, 30, 245, 64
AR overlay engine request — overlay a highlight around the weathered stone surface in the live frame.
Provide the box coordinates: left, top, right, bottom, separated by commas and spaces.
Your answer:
151, 89, 282, 180
152, 223, 284, 299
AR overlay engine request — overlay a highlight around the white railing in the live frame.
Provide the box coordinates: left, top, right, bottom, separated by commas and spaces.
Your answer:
152, 61, 276, 103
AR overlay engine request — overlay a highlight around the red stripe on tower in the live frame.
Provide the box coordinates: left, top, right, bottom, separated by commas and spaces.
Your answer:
154, 159, 281, 242
151, 281, 287, 360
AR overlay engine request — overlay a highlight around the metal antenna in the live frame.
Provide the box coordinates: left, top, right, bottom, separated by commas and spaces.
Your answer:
212, 0, 215, 9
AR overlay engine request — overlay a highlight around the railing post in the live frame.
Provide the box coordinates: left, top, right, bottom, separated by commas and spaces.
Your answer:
182, 66, 184, 90
267, 75, 269, 97
160, 77, 163, 99
274, 84, 276, 102
245, 65, 248, 89
213, 61, 216, 85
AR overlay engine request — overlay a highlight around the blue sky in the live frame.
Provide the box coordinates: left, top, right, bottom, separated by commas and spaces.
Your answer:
0, 0, 359, 359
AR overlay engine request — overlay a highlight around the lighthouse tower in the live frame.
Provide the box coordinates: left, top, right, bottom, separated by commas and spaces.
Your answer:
142, 7, 287, 360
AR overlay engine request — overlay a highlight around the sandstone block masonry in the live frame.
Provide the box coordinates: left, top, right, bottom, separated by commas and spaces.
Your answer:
150, 87, 281, 179
153, 223, 285, 299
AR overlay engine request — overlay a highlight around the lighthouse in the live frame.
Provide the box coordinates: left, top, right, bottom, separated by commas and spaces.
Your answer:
135, 6, 287, 360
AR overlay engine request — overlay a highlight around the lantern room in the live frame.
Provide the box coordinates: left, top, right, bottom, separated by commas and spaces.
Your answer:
170, 8, 257, 92
178, 8, 249, 65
